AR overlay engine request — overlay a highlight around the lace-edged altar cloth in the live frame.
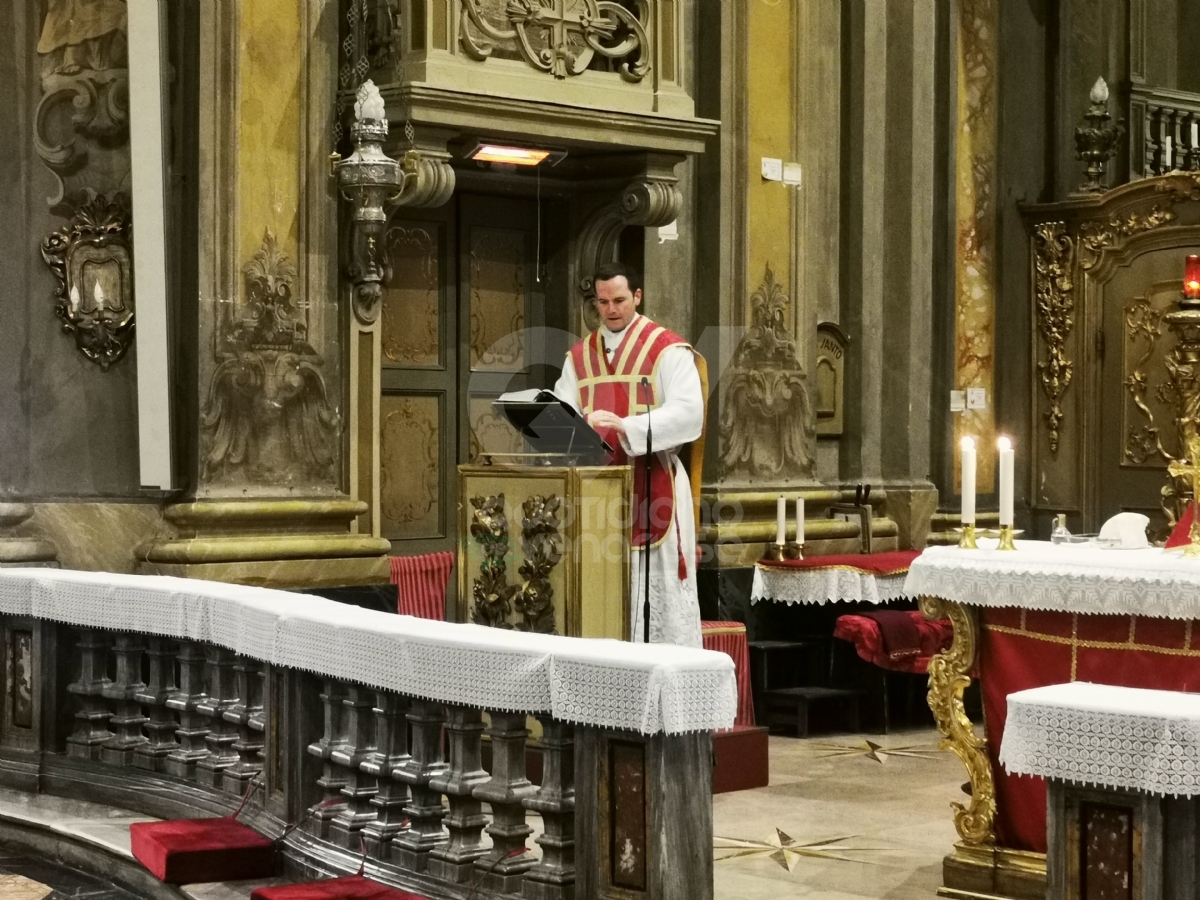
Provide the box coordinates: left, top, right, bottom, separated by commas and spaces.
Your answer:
1001, 681, 1200, 797
751, 550, 920, 606
904, 541, 1200, 619
0, 568, 735, 735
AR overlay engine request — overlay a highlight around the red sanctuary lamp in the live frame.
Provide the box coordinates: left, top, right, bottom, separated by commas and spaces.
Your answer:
1186, 254, 1200, 303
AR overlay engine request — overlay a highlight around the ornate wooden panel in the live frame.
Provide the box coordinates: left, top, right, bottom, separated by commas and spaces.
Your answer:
380, 393, 442, 540
1081, 803, 1134, 900
469, 395, 524, 461
469, 226, 527, 373
382, 221, 443, 368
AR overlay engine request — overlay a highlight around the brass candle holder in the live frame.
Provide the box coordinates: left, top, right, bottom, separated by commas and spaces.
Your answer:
784, 540, 804, 561
997, 525, 1017, 551
958, 523, 978, 550
765, 542, 786, 561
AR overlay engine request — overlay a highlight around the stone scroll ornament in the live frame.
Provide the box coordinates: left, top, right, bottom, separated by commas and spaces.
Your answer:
460, 0, 650, 81
41, 192, 135, 369
719, 265, 816, 479
515, 495, 562, 635
202, 231, 337, 485
471, 495, 518, 629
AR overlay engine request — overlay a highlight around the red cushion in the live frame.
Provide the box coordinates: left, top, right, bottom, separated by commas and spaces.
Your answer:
252, 876, 430, 900
130, 817, 275, 885
833, 611, 954, 674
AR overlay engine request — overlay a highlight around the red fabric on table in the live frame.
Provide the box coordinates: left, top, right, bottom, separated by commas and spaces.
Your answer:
832, 611, 953, 674
252, 875, 430, 900
389, 552, 454, 620
757, 549, 921, 575
979, 606, 1200, 854
1167, 501, 1195, 548
130, 817, 275, 884
701, 621, 755, 727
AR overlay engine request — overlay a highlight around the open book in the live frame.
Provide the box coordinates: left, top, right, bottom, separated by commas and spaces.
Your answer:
493, 390, 613, 460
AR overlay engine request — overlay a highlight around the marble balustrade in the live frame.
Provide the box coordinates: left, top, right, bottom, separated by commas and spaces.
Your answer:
0, 615, 712, 900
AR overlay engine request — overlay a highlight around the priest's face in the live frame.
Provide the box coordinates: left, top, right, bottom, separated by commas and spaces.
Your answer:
594, 276, 642, 332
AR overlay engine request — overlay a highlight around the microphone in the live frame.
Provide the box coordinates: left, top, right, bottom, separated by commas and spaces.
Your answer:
641, 376, 653, 644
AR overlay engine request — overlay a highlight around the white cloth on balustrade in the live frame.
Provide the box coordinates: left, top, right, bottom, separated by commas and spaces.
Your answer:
553, 314, 704, 648
1001, 681, 1200, 797
904, 541, 1200, 619
0, 567, 735, 734
750, 565, 910, 606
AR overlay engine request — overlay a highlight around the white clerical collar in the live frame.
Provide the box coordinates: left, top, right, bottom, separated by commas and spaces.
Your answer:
602, 313, 640, 356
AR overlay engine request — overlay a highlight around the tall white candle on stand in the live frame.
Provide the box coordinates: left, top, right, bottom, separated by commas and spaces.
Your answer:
776, 496, 786, 545
795, 497, 805, 544
997, 437, 1015, 526
961, 437, 976, 525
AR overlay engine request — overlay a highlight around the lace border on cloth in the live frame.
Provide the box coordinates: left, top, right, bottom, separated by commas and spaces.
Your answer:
0, 568, 735, 736
1000, 681, 1200, 797
750, 566, 910, 606
904, 542, 1200, 620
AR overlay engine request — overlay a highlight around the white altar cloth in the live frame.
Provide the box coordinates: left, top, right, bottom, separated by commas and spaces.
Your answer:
750, 565, 908, 606
904, 541, 1200, 620
0, 568, 736, 736
1001, 681, 1200, 797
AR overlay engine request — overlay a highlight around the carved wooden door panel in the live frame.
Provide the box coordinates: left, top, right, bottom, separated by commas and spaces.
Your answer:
378, 204, 458, 557
1096, 258, 1189, 540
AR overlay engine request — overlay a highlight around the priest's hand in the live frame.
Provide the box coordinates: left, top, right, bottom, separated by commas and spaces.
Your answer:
587, 410, 626, 435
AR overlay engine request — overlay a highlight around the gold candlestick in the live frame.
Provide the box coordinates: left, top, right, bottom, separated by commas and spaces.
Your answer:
958, 523, 977, 550
784, 540, 804, 560
997, 525, 1017, 551
765, 542, 786, 561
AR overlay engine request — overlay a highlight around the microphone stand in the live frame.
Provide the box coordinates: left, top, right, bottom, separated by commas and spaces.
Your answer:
641, 376, 653, 644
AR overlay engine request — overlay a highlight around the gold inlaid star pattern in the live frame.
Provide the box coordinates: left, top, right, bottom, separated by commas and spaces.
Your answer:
714, 828, 883, 870
806, 739, 943, 763
0, 873, 52, 900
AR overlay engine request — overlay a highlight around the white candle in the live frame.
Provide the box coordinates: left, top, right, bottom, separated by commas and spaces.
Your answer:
776, 496, 786, 545
1166, 136, 1174, 170
1193, 122, 1199, 150
795, 497, 805, 544
997, 437, 1015, 527
960, 437, 976, 525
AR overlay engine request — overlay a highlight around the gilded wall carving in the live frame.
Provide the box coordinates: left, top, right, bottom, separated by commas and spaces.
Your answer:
719, 265, 815, 480
1123, 293, 1170, 467
1032, 223, 1075, 454
35, 0, 129, 210
380, 394, 441, 538
41, 192, 134, 369
202, 232, 338, 487
460, 0, 649, 81
382, 223, 440, 366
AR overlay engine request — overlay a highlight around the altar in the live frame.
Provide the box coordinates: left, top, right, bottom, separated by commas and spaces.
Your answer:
906, 541, 1200, 899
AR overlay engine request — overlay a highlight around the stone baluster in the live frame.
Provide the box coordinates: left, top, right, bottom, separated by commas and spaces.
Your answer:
392, 699, 448, 871
473, 711, 538, 893
66, 629, 112, 761
522, 717, 576, 900
134, 637, 179, 772
165, 641, 211, 780
428, 706, 490, 883
196, 646, 240, 790
361, 692, 411, 857
222, 656, 264, 794
330, 685, 380, 848
252, 666, 268, 780
306, 679, 349, 839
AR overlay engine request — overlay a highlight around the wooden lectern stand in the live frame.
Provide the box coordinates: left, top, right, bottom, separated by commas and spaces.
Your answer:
457, 462, 632, 640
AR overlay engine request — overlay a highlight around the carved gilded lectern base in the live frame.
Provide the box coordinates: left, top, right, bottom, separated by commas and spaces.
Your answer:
458, 465, 631, 640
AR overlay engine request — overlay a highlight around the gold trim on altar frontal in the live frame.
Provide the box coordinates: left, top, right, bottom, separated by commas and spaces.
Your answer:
919, 597, 996, 848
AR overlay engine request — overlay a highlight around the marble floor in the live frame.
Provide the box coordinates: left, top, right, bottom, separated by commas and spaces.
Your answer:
0, 730, 966, 899
714, 728, 965, 900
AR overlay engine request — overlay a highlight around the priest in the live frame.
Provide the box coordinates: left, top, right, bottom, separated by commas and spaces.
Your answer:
553, 263, 704, 647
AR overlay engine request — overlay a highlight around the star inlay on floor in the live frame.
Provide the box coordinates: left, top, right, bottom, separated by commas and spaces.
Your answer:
805, 738, 944, 763
715, 828, 886, 870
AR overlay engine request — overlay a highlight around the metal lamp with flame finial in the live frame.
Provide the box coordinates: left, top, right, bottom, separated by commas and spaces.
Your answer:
335, 80, 421, 326
1073, 76, 1125, 196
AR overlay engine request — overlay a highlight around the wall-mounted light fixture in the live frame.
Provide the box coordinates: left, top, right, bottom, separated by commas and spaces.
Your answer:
467, 141, 567, 167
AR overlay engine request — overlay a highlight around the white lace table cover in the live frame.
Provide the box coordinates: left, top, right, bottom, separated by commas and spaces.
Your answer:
750, 565, 909, 606
904, 541, 1200, 619
0, 568, 735, 735
1000, 681, 1200, 797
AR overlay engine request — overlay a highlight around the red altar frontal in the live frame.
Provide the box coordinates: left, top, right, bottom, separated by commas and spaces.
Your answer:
906, 542, 1200, 900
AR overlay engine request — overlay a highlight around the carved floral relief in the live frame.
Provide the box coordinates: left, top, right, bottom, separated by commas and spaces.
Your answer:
201, 231, 338, 487
718, 265, 816, 480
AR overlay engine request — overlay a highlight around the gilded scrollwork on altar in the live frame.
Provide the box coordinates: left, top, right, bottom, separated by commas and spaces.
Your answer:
40, 192, 134, 369
201, 231, 338, 488
718, 264, 816, 481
